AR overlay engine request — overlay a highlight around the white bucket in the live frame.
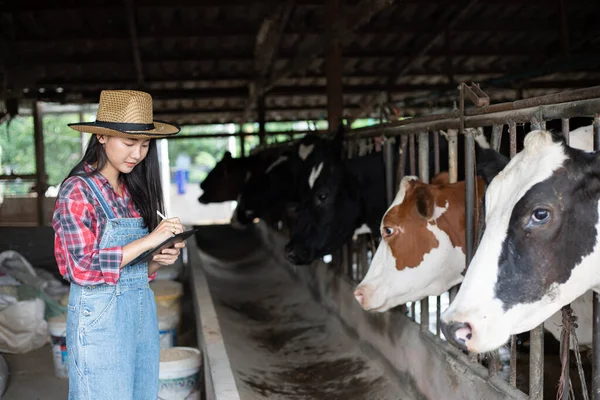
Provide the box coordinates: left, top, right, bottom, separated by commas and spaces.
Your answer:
48, 314, 68, 379
157, 305, 179, 349
158, 347, 202, 400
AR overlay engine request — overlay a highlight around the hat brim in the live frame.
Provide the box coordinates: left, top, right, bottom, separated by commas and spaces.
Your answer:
68, 120, 180, 139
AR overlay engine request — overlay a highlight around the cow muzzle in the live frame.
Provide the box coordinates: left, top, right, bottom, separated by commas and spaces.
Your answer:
284, 242, 311, 265
440, 320, 472, 351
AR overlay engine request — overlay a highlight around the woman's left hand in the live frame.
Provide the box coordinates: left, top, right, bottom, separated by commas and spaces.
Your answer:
148, 242, 186, 275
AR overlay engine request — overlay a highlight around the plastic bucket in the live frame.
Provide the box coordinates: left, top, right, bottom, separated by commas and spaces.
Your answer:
158, 347, 202, 400
48, 314, 68, 379
150, 280, 183, 332
157, 305, 179, 349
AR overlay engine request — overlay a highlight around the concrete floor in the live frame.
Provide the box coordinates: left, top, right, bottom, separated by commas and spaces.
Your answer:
3, 344, 68, 400
195, 224, 412, 399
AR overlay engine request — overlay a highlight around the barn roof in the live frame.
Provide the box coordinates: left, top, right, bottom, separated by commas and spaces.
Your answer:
2, 0, 600, 125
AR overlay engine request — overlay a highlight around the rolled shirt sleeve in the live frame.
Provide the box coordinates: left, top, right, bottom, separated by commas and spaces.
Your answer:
53, 177, 123, 286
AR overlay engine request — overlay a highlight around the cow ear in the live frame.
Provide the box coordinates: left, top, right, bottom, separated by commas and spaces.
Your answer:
414, 186, 434, 219
476, 147, 509, 185
223, 151, 232, 160
431, 171, 450, 185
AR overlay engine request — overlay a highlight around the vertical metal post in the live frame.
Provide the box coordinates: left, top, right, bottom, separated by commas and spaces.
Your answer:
461, 86, 475, 265
433, 131, 440, 176
384, 139, 394, 205
593, 115, 600, 400
418, 132, 430, 331
560, 305, 571, 400
530, 325, 544, 400
239, 124, 246, 158
562, 118, 570, 146
409, 133, 416, 176
529, 117, 544, 400
33, 101, 47, 226
358, 236, 368, 281
507, 120, 519, 386
447, 130, 458, 184
509, 121, 517, 158
447, 128, 459, 302
396, 135, 409, 190
491, 124, 503, 152
257, 96, 266, 146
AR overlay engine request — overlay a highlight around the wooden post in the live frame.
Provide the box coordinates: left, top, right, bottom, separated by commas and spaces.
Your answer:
238, 124, 245, 157
257, 96, 266, 146
33, 101, 47, 226
325, 0, 343, 130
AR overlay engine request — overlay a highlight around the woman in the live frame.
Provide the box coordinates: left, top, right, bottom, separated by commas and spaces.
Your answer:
53, 90, 184, 399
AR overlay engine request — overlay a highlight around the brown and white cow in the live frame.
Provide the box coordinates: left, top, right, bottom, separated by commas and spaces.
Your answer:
353, 175, 484, 311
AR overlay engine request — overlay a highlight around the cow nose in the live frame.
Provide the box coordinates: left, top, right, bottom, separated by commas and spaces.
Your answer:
284, 243, 309, 264
354, 288, 364, 306
440, 321, 472, 351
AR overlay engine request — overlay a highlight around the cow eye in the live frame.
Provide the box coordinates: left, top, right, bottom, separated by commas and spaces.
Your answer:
382, 227, 394, 237
317, 192, 328, 202
531, 208, 550, 224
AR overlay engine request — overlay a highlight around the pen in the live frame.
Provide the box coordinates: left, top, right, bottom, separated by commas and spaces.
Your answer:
156, 210, 167, 220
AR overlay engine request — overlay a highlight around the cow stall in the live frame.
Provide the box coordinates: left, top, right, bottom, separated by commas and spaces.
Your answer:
190, 85, 600, 399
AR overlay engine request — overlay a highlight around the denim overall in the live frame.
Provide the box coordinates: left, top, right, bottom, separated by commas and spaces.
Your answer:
66, 176, 159, 400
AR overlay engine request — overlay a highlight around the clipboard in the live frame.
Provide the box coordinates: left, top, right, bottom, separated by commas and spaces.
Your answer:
130, 228, 199, 266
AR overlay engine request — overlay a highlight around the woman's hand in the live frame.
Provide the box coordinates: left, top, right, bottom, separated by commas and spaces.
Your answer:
145, 217, 184, 249
148, 242, 186, 276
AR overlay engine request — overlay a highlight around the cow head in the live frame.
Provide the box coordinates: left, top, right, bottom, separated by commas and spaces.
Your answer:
234, 155, 295, 225
441, 130, 600, 353
284, 147, 363, 265
284, 160, 363, 265
199, 151, 248, 204
354, 175, 483, 311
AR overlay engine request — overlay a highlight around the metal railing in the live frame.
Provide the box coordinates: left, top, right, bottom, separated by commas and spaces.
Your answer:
260, 85, 600, 399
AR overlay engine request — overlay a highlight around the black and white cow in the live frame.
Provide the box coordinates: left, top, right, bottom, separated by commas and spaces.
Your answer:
441, 126, 599, 353
198, 151, 276, 204
284, 148, 387, 265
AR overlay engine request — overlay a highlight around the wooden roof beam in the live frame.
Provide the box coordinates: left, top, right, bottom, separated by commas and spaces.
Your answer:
255, 1, 295, 81
19, 80, 600, 103
244, 1, 295, 119
386, 0, 480, 87
347, 0, 479, 121
264, 0, 396, 93
124, 0, 145, 87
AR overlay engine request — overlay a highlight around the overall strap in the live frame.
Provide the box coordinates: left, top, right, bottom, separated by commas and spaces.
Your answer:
80, 175, 117, 220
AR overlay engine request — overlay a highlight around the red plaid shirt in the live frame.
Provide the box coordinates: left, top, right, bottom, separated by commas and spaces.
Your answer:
53, 164, 156, 285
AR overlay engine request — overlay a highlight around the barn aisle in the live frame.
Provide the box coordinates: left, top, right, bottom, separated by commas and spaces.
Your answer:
194, 225, 411, 400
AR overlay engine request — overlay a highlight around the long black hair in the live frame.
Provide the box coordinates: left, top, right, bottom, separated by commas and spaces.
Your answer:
62, 135, 165, 230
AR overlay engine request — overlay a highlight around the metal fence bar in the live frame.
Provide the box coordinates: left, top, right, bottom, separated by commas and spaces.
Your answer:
409, 133, 416, 176
529, 118, 545, 400
593, 114, 600, 400
491, 124, 503, 151
348, 97, 600, 139
447, 128, 459, 302
418, 131, 430, 331
384, 139, 394, 205
563, 118, 570, 145
347, 86, 600, 139
530, 324, 545, 400
433, 131, 440, 176
509, 122, 517, 158
396, 135, 409, 191
462, 88, 476, 265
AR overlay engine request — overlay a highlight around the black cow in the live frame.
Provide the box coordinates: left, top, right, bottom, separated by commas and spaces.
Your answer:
232, 128, 346, 227
284, 147, 387, 265
198, 151, 275, 204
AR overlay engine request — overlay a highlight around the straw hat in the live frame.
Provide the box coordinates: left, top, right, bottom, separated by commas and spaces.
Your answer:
68, 90, 180, 139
